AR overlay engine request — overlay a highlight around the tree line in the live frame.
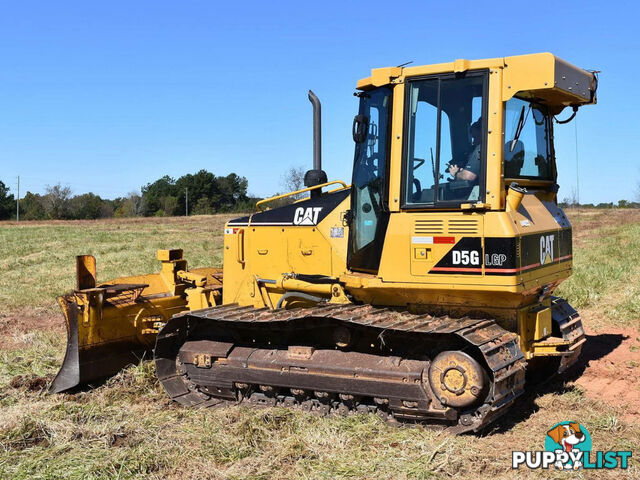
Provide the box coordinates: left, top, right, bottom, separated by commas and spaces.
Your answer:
0, 170, 258, 220
4, 169, 637, 221
559, 199, 640, 209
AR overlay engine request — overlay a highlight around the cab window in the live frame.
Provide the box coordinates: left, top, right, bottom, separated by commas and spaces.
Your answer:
404, 72, 487, 207
348, 87, 392, 272
504, 97, 553, 180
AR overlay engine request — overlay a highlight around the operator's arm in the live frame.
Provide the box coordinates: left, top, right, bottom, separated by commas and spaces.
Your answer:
448, 145, 480, 181
448, 164, 477, 181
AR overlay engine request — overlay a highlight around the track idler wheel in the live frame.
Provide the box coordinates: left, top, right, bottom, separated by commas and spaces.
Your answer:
428, 351, 488, 408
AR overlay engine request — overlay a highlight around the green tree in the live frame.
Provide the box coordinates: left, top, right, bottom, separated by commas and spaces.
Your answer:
140, 170, 249, 216
69, 193, 105, 219
0, 180, 15, 220
161, 195, 178, 216
216, 173, 248, 211
175, 169, 220, 213
100, 200, 115, 218
141, 175, 177, 216
20, 192, 46, 220
192, 196, 214, 215
233, 196, 260, 212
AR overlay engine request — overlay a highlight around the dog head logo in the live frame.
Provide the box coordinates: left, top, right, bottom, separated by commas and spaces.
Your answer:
547, 422, 586, 453
545, 421, 592, 470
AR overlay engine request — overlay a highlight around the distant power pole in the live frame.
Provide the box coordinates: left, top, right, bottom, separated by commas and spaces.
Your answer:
574, 117, 580, 205
16, 175, 20, 222
185, 187, 189, 216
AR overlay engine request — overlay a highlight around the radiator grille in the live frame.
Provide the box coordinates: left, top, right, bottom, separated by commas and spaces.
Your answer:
447, 218, 479, 235
413, 218, 480, 235
414, 219, 444, 235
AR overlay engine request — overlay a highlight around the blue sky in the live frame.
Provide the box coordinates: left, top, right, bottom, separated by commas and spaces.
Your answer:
0, 1, 637, 204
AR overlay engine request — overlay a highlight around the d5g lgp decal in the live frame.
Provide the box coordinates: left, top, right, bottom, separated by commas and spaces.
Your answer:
429, 230, 572, 276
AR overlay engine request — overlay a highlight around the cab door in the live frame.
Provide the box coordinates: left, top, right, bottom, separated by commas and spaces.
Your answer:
347, 87, 392, 273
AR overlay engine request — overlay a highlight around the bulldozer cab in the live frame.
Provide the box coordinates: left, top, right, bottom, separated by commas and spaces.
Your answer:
347, 53, 596, 275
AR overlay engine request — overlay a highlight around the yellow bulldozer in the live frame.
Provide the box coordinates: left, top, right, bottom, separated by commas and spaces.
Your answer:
51, 53, 597, 433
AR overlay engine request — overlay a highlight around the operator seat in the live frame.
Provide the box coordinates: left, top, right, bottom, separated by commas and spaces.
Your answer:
504, 140, 524, 177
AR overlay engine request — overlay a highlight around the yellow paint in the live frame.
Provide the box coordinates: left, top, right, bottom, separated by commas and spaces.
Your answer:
533, 307, 552, 341
59, 250, 222, 355
357, 53, 596, 108
222, 192, 351, 308
387, 81, 405, 213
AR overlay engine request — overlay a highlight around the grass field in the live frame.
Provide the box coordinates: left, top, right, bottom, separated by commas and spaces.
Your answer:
1, 210, 639, 479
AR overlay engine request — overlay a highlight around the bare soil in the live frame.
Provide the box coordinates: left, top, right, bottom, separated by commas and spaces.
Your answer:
569, 324, 640, 423
0, 310, 64, 350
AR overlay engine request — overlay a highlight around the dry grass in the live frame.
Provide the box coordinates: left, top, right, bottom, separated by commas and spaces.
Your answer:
2, 338, 638, 480
1, 211, 639, 479
0, 215, 235, 314
556, 209, 640, 328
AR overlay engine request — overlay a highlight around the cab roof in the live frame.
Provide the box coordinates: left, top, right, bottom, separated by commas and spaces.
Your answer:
356, 52, 597, 108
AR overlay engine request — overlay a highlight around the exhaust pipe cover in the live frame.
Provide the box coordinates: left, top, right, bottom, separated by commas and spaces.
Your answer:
305, 90, 328, 196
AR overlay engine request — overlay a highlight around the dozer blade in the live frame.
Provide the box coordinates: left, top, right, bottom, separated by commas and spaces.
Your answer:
50, 251, 223, 393
50, 295, 152, 393
50, 296, 81, 393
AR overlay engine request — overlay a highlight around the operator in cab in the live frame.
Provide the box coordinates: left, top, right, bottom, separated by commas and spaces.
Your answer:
448, 118, 481, 182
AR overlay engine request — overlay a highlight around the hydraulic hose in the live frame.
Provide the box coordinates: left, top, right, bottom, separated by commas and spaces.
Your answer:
276, 291, 324, 309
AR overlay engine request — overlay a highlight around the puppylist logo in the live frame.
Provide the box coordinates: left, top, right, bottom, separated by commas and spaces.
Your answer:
512, 421, 632, 470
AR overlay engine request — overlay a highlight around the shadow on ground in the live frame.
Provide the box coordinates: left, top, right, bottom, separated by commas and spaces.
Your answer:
482, 333, 626, 435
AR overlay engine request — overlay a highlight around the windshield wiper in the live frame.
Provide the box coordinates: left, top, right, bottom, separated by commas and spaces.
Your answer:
430, 147, 437, 181
510, 105, 531, 152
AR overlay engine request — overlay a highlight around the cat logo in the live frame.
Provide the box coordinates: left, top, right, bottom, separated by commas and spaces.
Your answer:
540, 234, 555, 265
293, 207, 322, 226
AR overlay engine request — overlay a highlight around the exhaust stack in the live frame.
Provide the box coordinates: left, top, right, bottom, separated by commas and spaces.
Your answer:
305, 90, 328, 198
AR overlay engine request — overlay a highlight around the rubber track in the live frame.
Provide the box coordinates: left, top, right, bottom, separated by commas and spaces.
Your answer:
154, 303, 527, 434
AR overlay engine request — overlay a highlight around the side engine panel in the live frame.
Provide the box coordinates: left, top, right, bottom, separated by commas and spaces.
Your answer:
222, 189, 351, 307
364, 191, 573, 311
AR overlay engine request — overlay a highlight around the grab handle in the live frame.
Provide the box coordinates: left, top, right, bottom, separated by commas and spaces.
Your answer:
236, 229, 245, 265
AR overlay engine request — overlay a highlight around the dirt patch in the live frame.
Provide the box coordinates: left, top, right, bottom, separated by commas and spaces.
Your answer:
568, 326, 640, 422
109, 432, 129, 447
9, 374, 52, 392
0, 310, 64, 350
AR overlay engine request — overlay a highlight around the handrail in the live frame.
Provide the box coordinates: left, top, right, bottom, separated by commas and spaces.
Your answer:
236, 229, 245, 265
256, 180, 348, 211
